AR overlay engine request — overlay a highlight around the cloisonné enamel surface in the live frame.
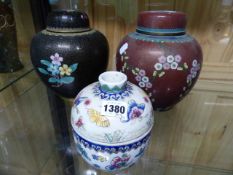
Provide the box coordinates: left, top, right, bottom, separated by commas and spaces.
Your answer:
116, 11, 202, 111
30, 10, 109, 98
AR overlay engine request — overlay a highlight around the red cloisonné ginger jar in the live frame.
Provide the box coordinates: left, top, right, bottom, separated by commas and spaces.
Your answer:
116, 11, 203, 111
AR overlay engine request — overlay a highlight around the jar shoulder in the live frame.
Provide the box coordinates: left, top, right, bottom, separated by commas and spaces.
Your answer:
123, 32, 198, 44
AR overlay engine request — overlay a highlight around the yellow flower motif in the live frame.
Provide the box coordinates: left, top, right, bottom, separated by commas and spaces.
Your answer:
59, 64, 72, 76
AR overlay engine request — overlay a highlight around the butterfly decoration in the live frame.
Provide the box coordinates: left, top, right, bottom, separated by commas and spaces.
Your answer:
87, 109, 110, 127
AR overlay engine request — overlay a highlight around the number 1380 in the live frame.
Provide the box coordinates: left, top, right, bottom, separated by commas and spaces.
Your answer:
104, 104, 125, 114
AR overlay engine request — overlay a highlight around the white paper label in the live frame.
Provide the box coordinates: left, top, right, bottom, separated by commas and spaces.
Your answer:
101, 101, 128, 120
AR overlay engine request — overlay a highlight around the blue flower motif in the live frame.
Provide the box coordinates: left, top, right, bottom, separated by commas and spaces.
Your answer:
47, 64, 59, 75
125, 100, 145, 122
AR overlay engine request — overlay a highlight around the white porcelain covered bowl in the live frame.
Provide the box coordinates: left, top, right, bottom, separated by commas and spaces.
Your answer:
71, 71, 154, 172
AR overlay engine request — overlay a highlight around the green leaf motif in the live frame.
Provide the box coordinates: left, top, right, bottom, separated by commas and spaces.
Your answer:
177, 67, 183, 71
70, 63, 78, 72
38, 68, 49, 75
49, 77, 60, 83
159, 71, 165, 77
184, 62, 188, 69
40, 60, 51, 66
101, 84, 121, 93
60, 77, 74, 84
153, 71, 157, 77
132, 69, 136, 75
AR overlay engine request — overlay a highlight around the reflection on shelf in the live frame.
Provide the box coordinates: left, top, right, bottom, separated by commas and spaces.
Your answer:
41, 144, 233, 175
0, 51, 34, 92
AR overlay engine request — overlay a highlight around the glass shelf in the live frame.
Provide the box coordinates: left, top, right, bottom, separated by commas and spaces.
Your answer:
0, 51, 33, 92
40, 144, 233, 175
0, 68, 233, 175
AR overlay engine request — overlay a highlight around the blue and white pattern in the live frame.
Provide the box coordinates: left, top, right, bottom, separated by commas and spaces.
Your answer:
73, 129, 151, 154
125, 100, 145, 122
134, 148, 145, 158
92, 83, 133, 100
76, 143, 91, 161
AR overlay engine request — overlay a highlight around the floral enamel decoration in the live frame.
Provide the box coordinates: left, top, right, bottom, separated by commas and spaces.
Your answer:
50, 53, 63, 65
74, 96, 88, 106
116, 11, 203, 110
75, 118, 83, 128
187, 59, 200, 86
119, 43, 189, 91
126, 100, 145, 122
71, 71, 154, 172
105, 154, 131, 171
92, 154, 107, 162
178, 59, 201, 99
38, 53, 78, 87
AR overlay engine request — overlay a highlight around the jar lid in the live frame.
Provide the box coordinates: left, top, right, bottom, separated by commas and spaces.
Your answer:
137, 11, 186, 35
46, 10, 90, 32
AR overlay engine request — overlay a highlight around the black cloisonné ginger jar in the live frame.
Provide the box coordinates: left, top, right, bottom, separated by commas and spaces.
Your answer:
30, 10, 109, 98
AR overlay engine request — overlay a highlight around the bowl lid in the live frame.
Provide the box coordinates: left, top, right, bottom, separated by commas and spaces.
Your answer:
71, 71, 154, 145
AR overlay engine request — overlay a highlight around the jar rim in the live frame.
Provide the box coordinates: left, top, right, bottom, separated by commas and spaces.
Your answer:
98, 71, 127, 91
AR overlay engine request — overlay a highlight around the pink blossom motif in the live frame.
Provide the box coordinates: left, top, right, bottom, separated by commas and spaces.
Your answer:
186, 59, 200, 85
84, 99, 91, 105
138, 69, 146, 76
192, 59, 198, 67
75, 118, 83, 128
146, 82, 152, 88
135, 75, 141, 82
190, 67, 196, 74
191, 71, 197, 78
131, 108, 144, 119
187, 74, 192, 83
144, 97, 149, 103
158, 56, 166, 63
163, 63, 170, 70
175, 55, 182, 62
50, 53, 63, 65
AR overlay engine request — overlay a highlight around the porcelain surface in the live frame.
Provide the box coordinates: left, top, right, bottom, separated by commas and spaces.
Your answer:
71, 71, 154, 172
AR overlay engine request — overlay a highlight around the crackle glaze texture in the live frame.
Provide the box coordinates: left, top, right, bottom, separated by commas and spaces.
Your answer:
116, 11, 203, 111
30, 10, 109, 98
71, 71, 154, 172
